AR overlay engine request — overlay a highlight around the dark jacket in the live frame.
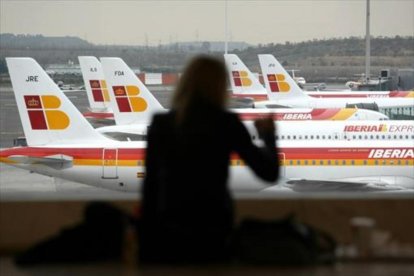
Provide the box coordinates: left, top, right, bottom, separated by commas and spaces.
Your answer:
139, 105, 278, 263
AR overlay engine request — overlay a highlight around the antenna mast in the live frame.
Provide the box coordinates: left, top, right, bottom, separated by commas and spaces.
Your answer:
224, 0, 228, 54
365, 0, 371, 83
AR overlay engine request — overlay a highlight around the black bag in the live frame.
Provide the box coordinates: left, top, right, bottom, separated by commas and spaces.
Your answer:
235, 214, 336, 265
15, 202, 129, 266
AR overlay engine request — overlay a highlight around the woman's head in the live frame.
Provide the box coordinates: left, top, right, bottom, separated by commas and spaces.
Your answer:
172, 56, 228, 121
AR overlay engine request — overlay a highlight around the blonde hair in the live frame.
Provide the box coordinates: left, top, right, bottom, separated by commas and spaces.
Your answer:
172, 56, 228, 123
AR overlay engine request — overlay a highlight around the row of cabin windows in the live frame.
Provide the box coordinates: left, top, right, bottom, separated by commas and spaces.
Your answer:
381, 107, 414, 116
284, 159, 411, 165
270, 134, 413, 141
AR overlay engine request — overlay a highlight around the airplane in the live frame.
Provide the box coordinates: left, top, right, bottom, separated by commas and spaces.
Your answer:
258, 54, 414, 115
226, 54, 414, 99
225, 54, 414, 117
78, 56, 115, 125
2, 58, 413, 195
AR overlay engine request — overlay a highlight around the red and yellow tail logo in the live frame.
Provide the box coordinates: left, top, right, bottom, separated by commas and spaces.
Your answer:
112, 86, 147, 112
89, 80, 110, 102
232, 71, 252, 87
24, 95, 69, 130
267, 74, 290, 92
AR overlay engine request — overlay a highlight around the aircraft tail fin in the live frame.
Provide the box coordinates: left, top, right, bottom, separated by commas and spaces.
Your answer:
78, 56, 112, 112
6, 58, 108, 146
100, 57, 164, 125
224, 54, 267, 96
258, 54, 308, 100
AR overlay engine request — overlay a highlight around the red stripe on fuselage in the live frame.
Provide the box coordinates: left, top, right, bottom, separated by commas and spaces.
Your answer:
1, 147, 413, 161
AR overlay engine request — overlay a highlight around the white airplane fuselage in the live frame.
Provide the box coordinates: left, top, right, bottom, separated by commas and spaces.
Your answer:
255, 96, 414, 110
2, 121, 413, 193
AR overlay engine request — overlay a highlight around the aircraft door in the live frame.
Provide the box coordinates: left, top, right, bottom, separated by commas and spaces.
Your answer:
102, 148, 118, 179
278, 152, 286, 178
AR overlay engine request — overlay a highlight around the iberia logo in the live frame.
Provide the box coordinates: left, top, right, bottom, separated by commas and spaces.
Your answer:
89, 80, 110, 102
267, 74, 290, 92
343, 124, 388, 132
112, 85, 147, 112
232, 71, 252, 87
24, 95, 69, 130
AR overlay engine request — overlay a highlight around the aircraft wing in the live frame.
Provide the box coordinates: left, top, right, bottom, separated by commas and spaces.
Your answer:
262, 178, 406, 193
8, 154, 73, 169
62, 89, 86, 93
285, 179, 404, 192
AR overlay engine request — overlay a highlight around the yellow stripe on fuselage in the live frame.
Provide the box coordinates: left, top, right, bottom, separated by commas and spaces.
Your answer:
330, 109, 356, 120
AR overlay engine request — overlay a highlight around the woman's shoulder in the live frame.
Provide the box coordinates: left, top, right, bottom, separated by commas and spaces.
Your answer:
151, 111, 175, 123
222, 110, 241, 123
149, 112, 176, 131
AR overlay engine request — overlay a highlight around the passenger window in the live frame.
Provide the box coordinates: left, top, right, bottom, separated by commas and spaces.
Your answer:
293, 135, 296, 140
310, 135, 314, 139
297, 160, 301, 165
351, 160, 355, 165
287, 135, 291, 139
312, 160, 316, 165
319, 160, 324, 165
289, 160, 293, 165
305, 135, 308, 139
327, 160, 331, 165
363, 160, 367, 165
304, 160, 308, 165
322, 135, 326, 139
342, 160, 346, 165
316, 135, 320, 139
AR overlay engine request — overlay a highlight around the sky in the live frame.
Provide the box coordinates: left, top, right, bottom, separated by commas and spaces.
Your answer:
1, 0, 413, 46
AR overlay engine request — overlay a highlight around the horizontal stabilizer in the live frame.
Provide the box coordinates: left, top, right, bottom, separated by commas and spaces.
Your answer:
9, 154, 73, 169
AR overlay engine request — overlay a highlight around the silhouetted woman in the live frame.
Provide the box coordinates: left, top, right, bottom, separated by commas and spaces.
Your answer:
139, 56, 278, 264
